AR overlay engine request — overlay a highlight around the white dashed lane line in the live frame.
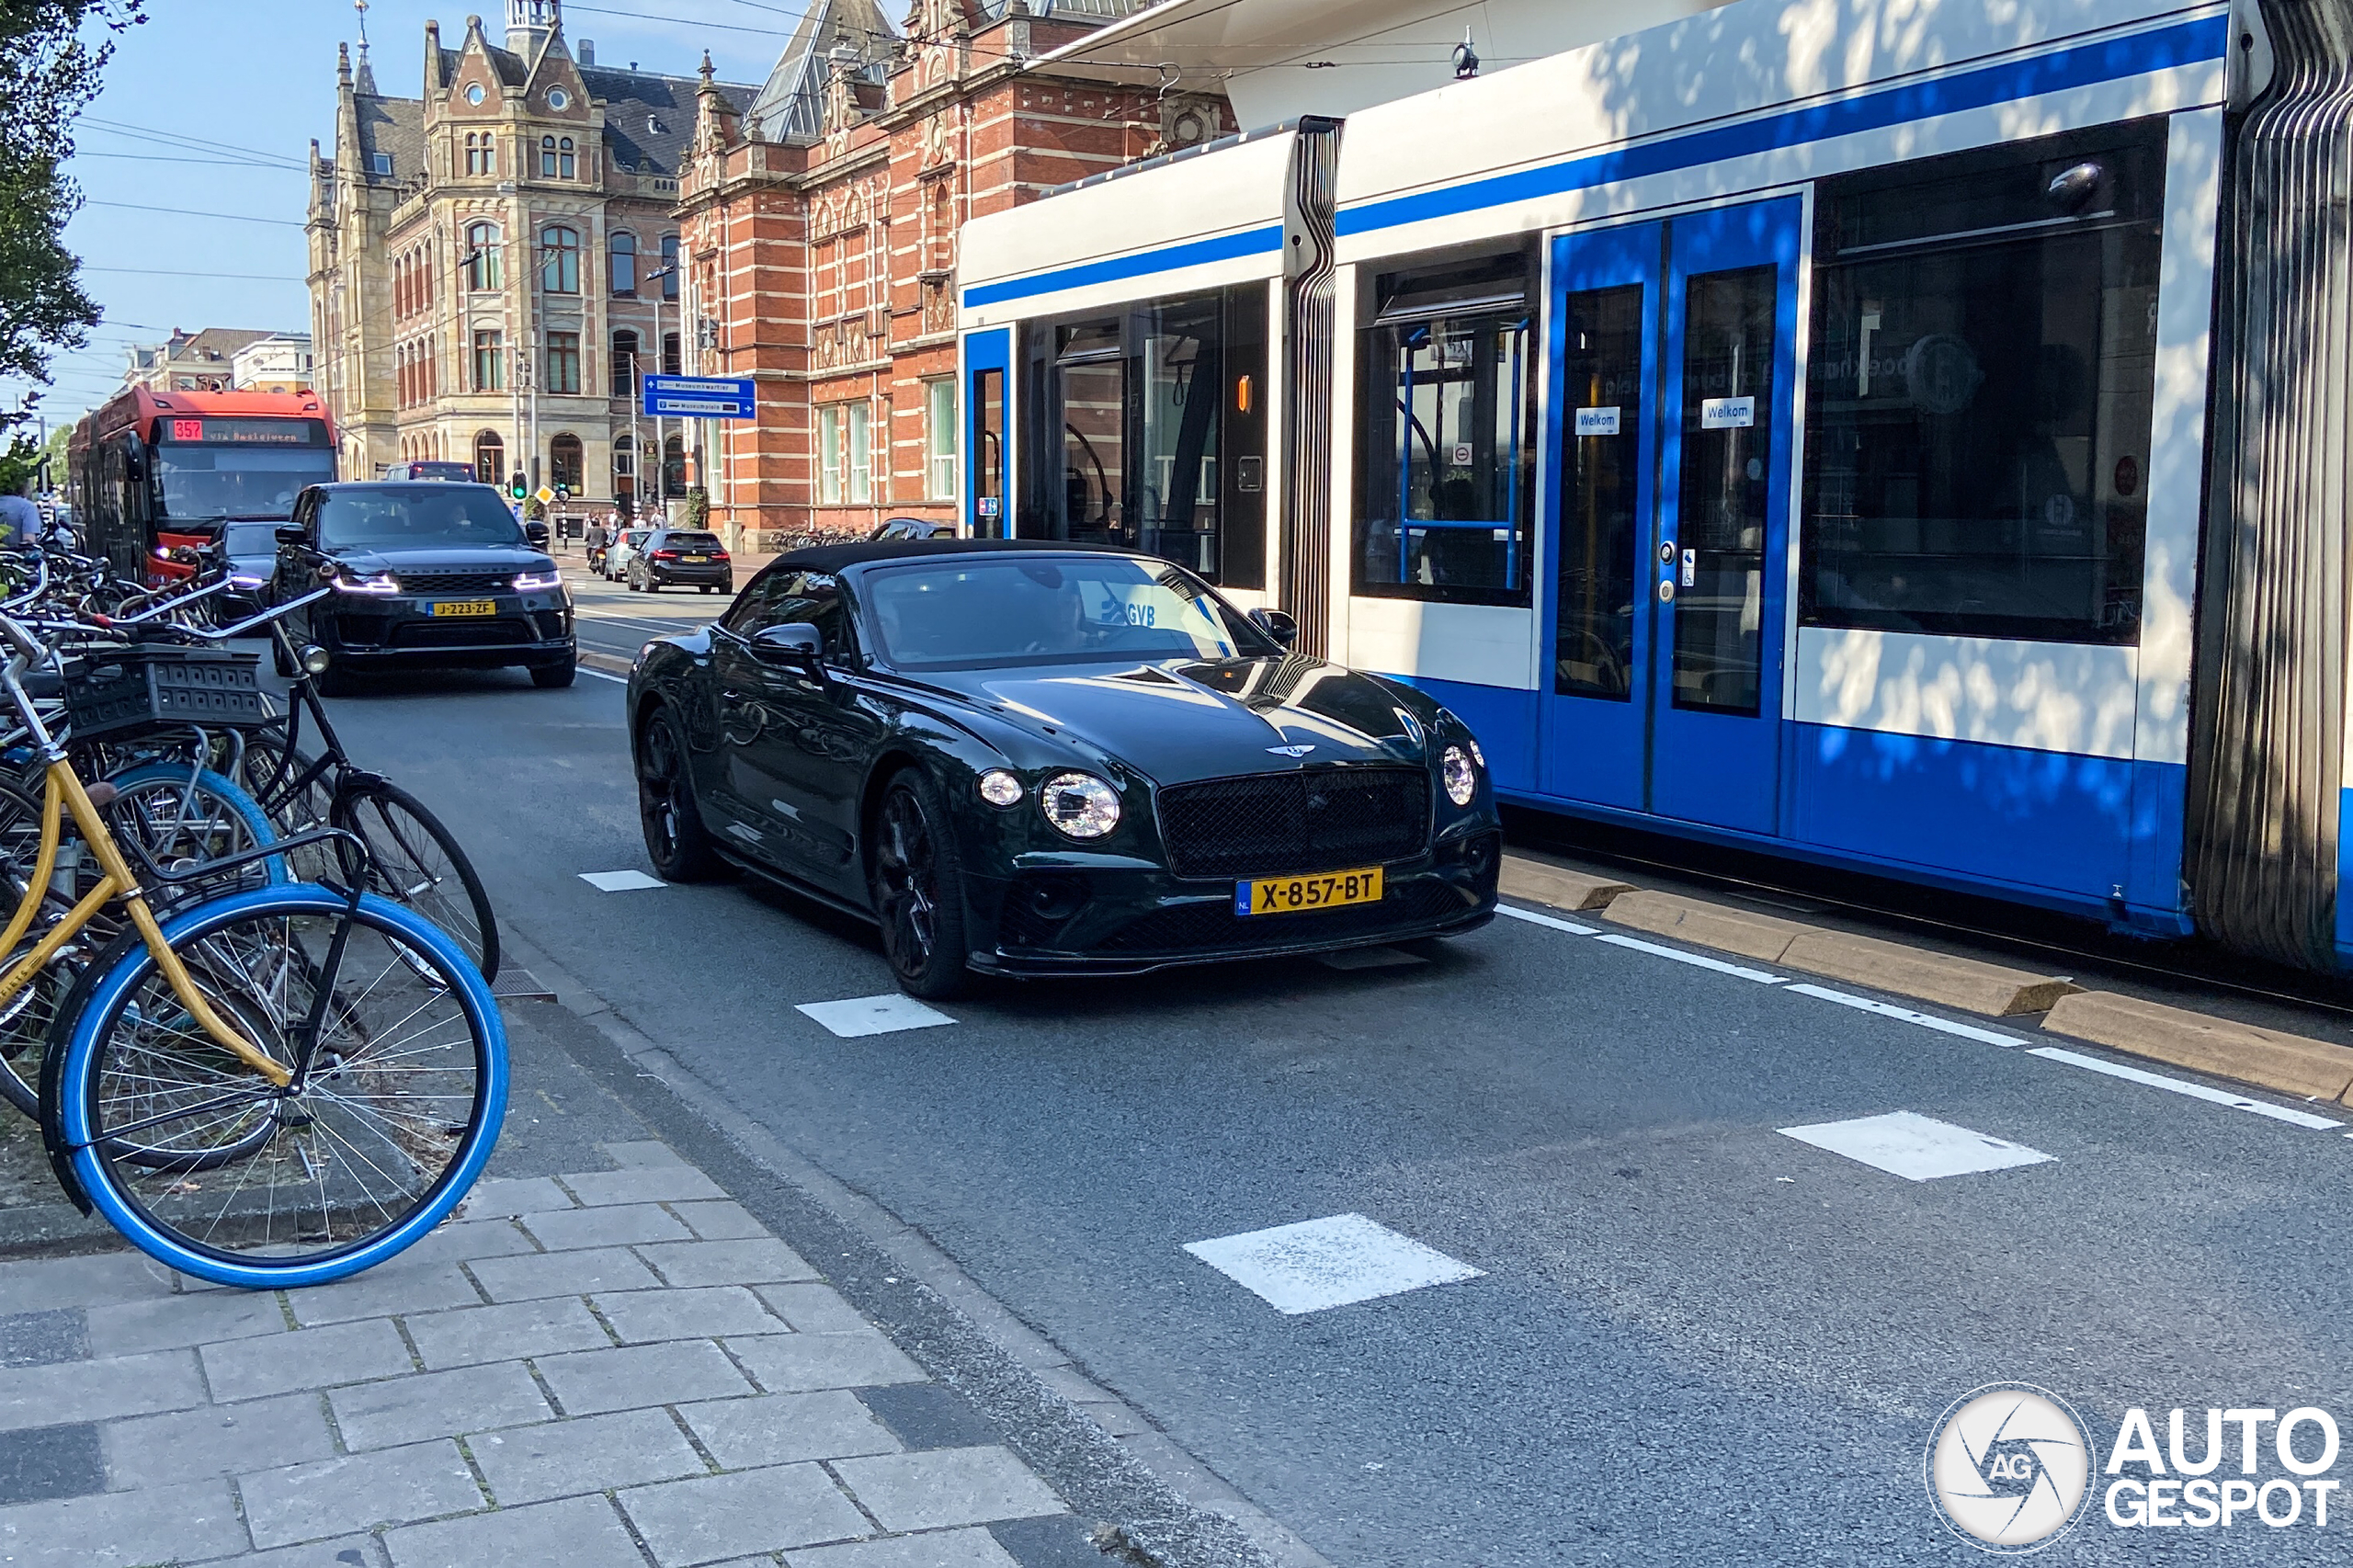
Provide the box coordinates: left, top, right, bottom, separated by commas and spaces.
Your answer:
1496, 902, 2343, 1135
577, 666, 629, 685
795, 994, 956, 1039
579, 869, 665, 891
1185, 1213, 1483, 1314
1779, 1110, 2056, 1181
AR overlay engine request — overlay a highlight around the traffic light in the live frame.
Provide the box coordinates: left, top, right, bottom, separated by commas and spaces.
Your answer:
554, 483, 570, 500
509, 472, 527, 500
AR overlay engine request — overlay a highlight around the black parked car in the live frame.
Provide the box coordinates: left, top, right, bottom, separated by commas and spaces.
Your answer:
627, 540, 1499, 996
628, 528, 733, 594
870, 517, 957, 541
273, 482, 576, 693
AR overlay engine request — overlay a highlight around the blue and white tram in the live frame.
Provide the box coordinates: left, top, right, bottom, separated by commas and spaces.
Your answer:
959, 0, 2353, 971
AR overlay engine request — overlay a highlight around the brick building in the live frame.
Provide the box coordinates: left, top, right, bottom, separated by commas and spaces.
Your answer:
676, 0, 1231, 548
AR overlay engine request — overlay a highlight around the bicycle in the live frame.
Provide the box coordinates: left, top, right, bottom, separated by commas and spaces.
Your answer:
0, 612, 506, 1289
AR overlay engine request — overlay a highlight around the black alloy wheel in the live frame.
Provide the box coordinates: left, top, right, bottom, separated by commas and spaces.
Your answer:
636, 708, 724, 881
868, 769, 969, 999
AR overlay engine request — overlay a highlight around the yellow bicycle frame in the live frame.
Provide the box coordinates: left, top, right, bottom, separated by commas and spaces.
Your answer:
0, 758, 290, 1087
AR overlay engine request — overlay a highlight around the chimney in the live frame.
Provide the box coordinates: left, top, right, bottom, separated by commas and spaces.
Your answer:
577, 38, 594, 65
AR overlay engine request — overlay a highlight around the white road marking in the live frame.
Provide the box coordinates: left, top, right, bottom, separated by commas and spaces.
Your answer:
578, 666, 629, 685
796, 994, 956, 1039
1779, 1110, 2055, 1181
1784, 983, 2026, 1047
1184, 1213, 1483, 1314
2028, 1047, 2345, 1130
1496, 903, 1597, 935
1595, 931, 1784, 983
1316, 946, 1427, 971
579, 869, 665, 892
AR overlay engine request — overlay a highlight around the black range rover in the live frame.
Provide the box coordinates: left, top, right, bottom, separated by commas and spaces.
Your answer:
274, 482, 576, 693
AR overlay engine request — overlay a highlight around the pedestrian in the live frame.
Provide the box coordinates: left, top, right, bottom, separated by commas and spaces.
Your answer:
0, 477, 39, 549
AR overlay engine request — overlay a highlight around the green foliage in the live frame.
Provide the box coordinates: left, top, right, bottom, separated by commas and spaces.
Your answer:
0, 434, 37, 494
0, 4, 146, 432
522, 494, 546, 520
681, 486, 709, 529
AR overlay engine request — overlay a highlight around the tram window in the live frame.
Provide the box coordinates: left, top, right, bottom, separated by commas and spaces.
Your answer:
1800, 125, 2165, 644
1354, 252, 1536, 606
1555, 285, 1644, 699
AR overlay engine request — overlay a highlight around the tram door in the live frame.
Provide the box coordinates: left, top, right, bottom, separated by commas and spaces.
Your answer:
1539, 199, 1800, 835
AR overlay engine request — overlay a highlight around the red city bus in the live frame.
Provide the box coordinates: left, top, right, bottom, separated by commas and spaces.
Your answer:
67, 387, 336, 583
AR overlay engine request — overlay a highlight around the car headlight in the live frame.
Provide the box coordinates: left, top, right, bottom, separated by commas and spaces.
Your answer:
1441, 744, 1478, 807
978, 768, 1024, 808
228, 573, 267, 589
512, 569, 562, 591
333, 571, 401, 595
1040, 772, 1120, 838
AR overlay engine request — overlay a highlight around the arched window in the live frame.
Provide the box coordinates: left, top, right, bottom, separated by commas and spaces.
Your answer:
550, 433, 584, 494
662, 330, 680, 377
609, 232, 636, 298
473, 430, 505, 485
540, 135, 558, 177
558, 136, 576, 180
463, 132, 482, 176
663, 433, 686, 498
661, 233, 680, 300
610, 329, 639, 397
464, 222, 501, 290
540, 225, 579, 293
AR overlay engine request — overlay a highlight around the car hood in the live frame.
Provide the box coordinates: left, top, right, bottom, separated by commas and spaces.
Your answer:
912, 655, 1436, 784
327, 546, 554, 578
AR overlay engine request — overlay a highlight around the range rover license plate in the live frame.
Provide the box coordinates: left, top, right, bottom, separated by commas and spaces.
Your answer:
430, 600, 496, 617
1235, 866, 1383, 917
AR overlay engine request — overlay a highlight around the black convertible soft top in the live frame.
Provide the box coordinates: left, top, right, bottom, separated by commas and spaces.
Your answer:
771, 538, 1141, 574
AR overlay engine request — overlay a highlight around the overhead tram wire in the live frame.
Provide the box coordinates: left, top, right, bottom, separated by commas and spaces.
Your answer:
74, 118, 307, 170
82, 200, 305, 226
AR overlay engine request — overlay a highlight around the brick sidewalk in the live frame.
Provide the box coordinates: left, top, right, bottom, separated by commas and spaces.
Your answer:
0, 1140, 1074, 1568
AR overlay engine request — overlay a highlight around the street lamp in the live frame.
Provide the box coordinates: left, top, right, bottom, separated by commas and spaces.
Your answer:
644, 262, 678, 511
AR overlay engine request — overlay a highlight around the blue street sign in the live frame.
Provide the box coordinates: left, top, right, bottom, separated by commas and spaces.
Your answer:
642, 375, 756, 419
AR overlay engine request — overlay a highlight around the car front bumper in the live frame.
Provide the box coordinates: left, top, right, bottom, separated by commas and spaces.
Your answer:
323, 593, 575, 669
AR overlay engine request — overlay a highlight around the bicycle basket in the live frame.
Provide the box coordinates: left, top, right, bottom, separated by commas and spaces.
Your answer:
62, 646, 271, 739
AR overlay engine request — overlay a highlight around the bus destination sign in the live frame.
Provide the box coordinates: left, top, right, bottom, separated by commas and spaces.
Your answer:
164, 418, 320, 446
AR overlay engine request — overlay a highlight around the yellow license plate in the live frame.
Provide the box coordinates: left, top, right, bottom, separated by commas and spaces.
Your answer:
682, 554, 710, 562
1235, 866, 1384, 917
430, 600, 496, 617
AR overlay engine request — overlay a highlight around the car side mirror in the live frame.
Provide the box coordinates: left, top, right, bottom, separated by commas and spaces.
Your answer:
524, 520, 551, 548
275, 526, 309, 547
749, 622, 824, 666
1250, 608, 1299, 648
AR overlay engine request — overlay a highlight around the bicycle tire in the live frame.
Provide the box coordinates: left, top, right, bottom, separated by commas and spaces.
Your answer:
331, 781, 499, 983
236, 731, 337, 883
45, 884, 507, 1289
102, 762, 286, 892
0, 777, 76, 1120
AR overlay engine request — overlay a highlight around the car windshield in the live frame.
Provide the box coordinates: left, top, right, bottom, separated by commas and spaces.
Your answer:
861, 556, 1272, 671
223, 522, 279, 555
317, 486, 528, 550
154, 447, 335, 522
664, 533, 722, 549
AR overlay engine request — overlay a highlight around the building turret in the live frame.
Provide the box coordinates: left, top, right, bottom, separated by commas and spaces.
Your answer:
506, 0, 558, 58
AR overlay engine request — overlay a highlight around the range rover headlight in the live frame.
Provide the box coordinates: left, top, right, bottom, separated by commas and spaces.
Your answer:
333, 570, 400, 595
1040, 772, 1120, 838
1441, 744, 1478, 807
511, 569, 563, 591
978, 768, 1024, 808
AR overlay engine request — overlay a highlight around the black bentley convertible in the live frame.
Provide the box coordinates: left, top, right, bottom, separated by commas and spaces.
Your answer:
626, 540, 1500, 996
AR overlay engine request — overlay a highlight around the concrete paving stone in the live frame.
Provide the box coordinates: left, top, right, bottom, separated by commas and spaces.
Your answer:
469, 1245, 662, 1302
0, 1422, 104, 1506
986, 1514, 1121, 1568
404, 1295, 613, 1370
522, 1201, 695, 1252
787, 1528, 1020, 1568
754, 1284, 871, 1335
387, 1492, 646, 1568
635, 1239, 819, 1289
397, 1218, 541, 1267
0, 1252, 177, 1313
83, 1288, 284, 1358
857, 1384, 996, 1451
470, 1406, 709, 1505
455, 1176, 578, 1218
0, 1308, 88, 1368
732, 1333, 926, 1394
0, 1346, 204, 1430
677, 1390, 904, 1469
202, 1317, 414, 1402
289, 1262, 485, 1327
102, 1392, 336, 1491
832, 1448, 1064, 1532
593, 1284, 787, 1344
562, 1167, 725, 1207
600, 1140, 688, 1169
620, 1463, 870, 1563
536, 1338, 755, 1415
329, 1360, 552, 1450
0, 1477, 244, 1568
671, 1200, 773, 1242
191, 1532, 384, 1567
239, 1439, 484, 1550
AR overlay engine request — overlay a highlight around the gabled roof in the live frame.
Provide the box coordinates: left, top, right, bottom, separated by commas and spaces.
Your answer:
353, 92, 423, 182
585, 65, 757, 176
747, 0, 895, 145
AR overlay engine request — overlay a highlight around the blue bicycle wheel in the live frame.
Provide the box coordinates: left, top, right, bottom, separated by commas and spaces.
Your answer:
48, 883, 506, 1289
102, 762, 287, 888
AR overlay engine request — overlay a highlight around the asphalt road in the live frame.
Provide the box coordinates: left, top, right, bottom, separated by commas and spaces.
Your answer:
304, 593, 2353, 1566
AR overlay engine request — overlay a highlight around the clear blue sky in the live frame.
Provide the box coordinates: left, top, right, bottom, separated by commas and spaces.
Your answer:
9, 0, 801, 434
